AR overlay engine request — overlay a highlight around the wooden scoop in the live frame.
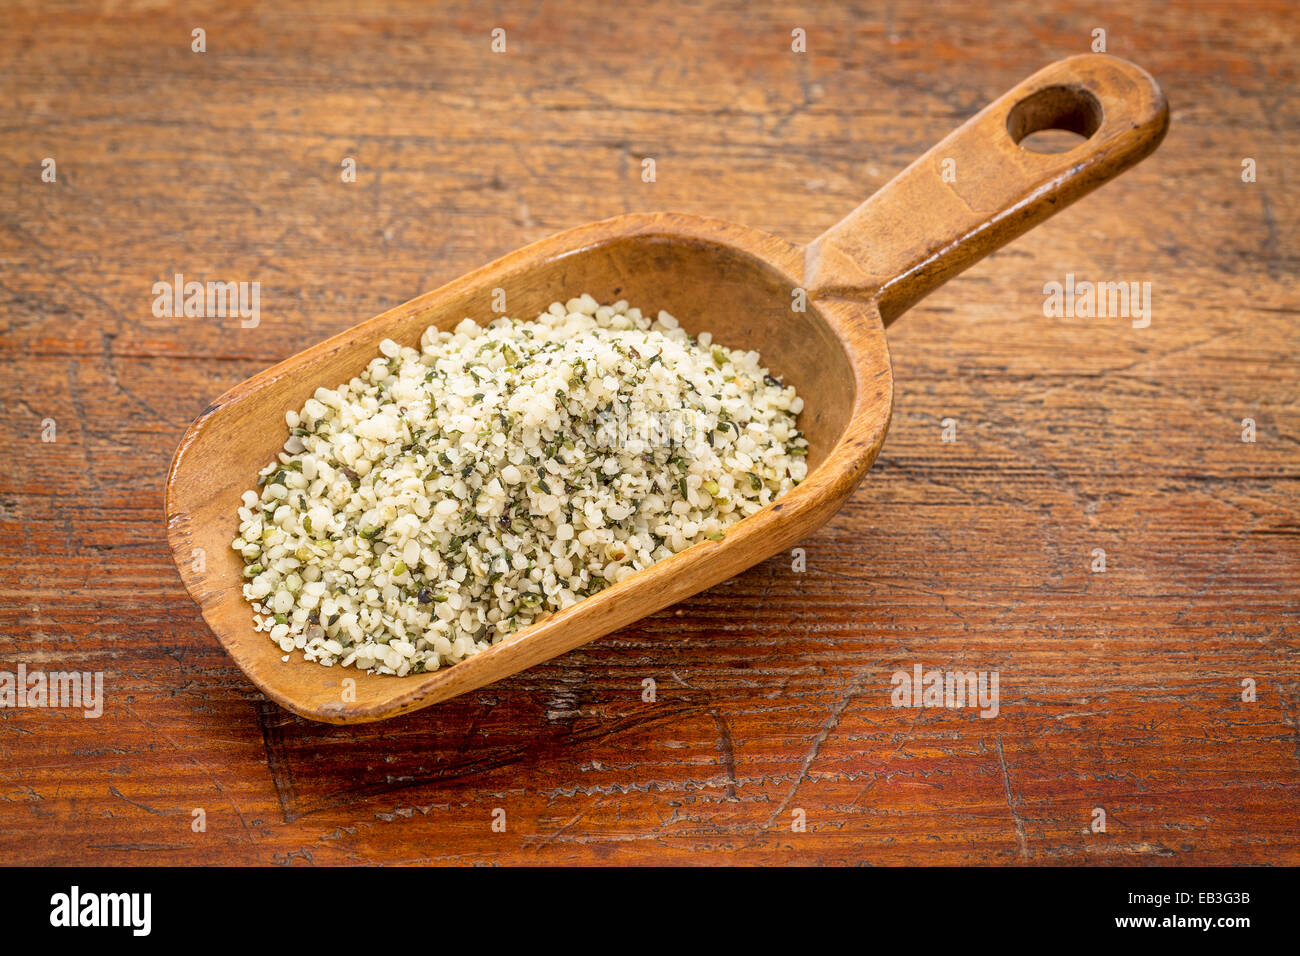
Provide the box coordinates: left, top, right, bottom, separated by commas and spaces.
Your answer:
166, 54, 1168, 723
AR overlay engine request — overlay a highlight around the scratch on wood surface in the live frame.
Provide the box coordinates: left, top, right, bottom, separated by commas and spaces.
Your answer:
256, 699, 300, 823
850, 707, 926, 806
109, 785, 165, 816
765, 666, 874, 828
117, 702, 259, 847
709, 707, 739, 802
995, 735, 1030, 861
527, 809, 591, 850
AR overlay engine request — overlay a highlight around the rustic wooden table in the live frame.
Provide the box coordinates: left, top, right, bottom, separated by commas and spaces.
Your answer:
2, 0, 1296, 866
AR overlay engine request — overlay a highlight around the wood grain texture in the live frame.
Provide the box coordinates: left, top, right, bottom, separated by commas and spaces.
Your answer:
1, 0, 1297, 864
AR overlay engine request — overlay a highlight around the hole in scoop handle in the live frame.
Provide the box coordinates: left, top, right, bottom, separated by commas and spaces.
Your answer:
803, 54, 1169, 325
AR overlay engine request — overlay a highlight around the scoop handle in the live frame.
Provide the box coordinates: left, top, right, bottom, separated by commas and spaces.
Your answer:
803, 54, 1168, 325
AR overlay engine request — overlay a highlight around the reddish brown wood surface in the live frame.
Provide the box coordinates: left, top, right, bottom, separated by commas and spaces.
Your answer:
1, 0, 1297, 865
